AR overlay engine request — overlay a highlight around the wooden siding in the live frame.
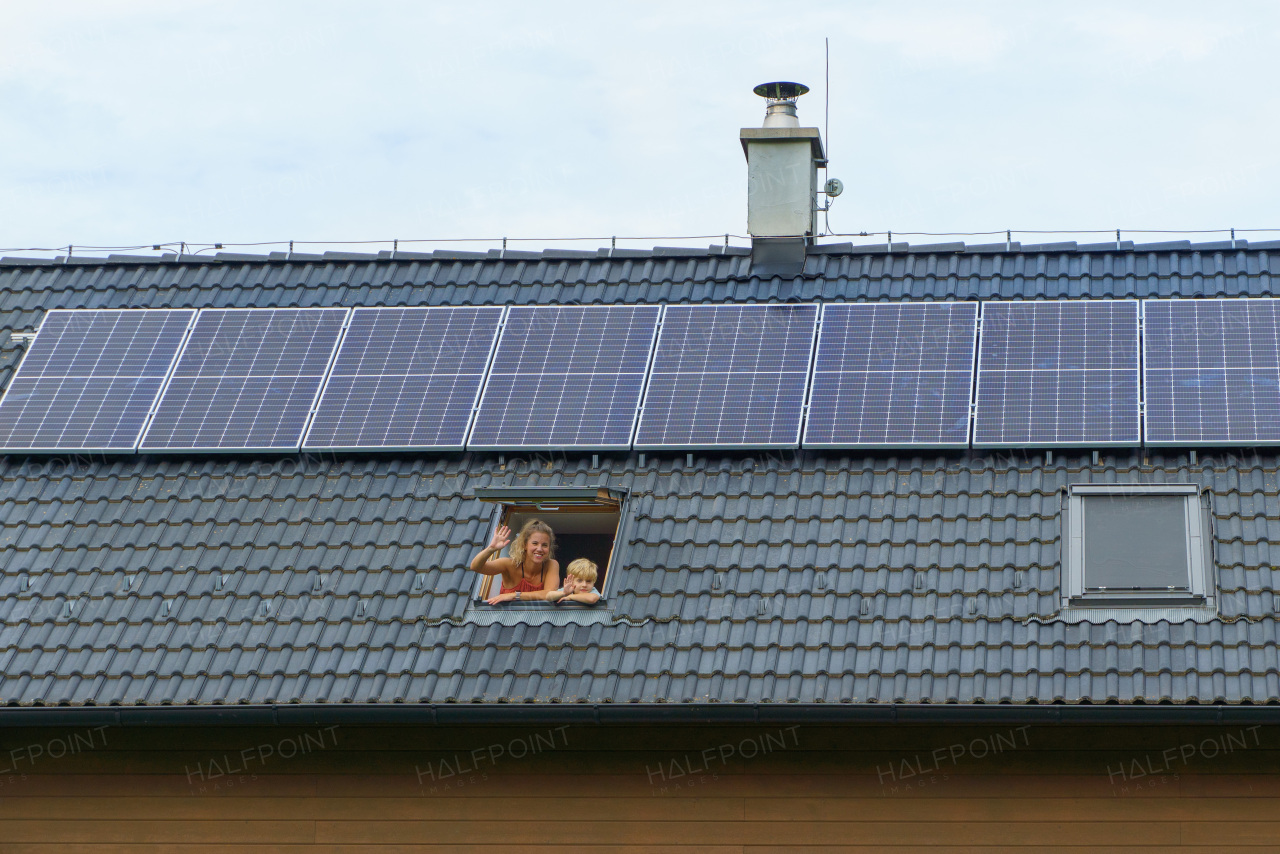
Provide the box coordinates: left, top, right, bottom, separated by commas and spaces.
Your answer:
0, 722, 1277, 850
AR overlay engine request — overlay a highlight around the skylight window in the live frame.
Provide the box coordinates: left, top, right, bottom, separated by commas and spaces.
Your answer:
471, 487, 625, 605
1063, 484, 1214, 608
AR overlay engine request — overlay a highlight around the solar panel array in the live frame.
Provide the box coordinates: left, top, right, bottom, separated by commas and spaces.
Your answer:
13, 298, 1280, 454
1145, 299, 1280, 445
468, 305, 661, 450
805, 302, 978, 448
635, 304, 818, 449
0, 309, 195, 452
974, 301, 1141, 447
304, 306, 503, 450
140, 308, 349, 452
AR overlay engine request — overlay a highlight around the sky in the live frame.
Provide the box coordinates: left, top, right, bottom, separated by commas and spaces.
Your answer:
2, 1, 1278, 258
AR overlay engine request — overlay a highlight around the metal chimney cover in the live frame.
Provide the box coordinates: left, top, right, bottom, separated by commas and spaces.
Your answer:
753, 81, 809, 100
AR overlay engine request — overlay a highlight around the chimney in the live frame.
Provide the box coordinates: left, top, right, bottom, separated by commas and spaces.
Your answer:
740, 82, 827, 274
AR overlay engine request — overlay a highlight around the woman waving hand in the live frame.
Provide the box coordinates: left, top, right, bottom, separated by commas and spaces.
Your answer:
470, 519, 561, 604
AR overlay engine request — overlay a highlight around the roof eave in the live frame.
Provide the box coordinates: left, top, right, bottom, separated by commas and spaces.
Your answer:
0, 702, 1275, 727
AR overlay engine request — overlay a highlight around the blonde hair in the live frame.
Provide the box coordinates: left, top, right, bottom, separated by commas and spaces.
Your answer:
509, 519, 556, 570
566, 558, 597, 584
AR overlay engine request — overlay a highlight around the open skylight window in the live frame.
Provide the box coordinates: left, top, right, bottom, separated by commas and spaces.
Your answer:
472, 487, 625, 605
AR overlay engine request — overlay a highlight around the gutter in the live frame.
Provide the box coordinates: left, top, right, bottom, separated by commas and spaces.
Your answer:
0, 703, 1277, 727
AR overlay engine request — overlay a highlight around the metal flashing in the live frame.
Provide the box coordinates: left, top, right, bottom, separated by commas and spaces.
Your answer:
473, 486, 624, 505
461, 605, 617, 627
1048, 606, 1221, 624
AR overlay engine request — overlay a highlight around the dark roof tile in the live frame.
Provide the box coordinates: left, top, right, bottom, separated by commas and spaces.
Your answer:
0, 250, 1276, 706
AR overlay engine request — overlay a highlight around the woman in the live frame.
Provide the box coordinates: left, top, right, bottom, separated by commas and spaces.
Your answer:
470, 519, 561, 604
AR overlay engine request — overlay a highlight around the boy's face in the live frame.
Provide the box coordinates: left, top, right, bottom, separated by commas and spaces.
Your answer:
565, 575, 592, 594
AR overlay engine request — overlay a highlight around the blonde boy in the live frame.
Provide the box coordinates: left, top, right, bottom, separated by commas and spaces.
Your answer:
547, 559, 601, 605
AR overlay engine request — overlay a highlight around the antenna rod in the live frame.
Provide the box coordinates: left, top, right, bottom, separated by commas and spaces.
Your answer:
825, 37, 830, 164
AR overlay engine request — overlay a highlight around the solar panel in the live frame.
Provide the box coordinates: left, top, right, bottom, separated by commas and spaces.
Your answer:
467, 304, 661, 450
140, 308, 349, 452
303, 306, 503, 450
0, 309, 195, 452
974, 300, 1140, 447
803, 302, 978, 448
1145, 298, 1280, 445
634, 304, 818, 449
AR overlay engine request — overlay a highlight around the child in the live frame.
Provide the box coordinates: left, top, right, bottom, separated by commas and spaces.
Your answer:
546, 558, 601, 605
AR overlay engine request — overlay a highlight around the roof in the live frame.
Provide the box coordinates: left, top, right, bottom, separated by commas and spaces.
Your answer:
0, 240, 1278, 714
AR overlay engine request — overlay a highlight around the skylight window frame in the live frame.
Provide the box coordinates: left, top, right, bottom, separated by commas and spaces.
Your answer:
1063, 483, 1214, 609
470, 486, 629, 607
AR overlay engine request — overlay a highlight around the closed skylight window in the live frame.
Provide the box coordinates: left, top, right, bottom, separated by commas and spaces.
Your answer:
1064, 484, 1214, 608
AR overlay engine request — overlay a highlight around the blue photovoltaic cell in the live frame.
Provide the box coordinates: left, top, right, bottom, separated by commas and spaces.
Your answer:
0, 309, 195, 452
303, 307, 502, 450
1145, 298, 1280, 444
803, 302, 978, 448
974, 301, 1140, 446
140, 308, 348, 451
634, 304, 818, 449
467, 305, 661, 449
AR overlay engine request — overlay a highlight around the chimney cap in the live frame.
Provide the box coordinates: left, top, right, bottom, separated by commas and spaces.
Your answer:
753, 81, 809, 101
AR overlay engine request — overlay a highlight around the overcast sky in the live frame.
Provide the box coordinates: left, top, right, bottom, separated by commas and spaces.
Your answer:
2, 2, 1277, 258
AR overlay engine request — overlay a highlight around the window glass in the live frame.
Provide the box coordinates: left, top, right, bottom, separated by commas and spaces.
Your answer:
1082, 494, 1189, 590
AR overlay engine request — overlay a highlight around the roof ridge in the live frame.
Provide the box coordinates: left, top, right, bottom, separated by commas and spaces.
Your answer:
3, 237, 1278, 269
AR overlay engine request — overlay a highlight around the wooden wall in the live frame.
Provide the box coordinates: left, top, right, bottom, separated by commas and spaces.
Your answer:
0, 720, 1277, 851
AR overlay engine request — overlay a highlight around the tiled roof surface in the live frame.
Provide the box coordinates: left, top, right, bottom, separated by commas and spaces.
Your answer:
0, 241, 1276, 707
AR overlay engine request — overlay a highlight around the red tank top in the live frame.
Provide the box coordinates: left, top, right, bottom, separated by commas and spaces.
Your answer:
500, 566, 545, 595
499, 560, 545, 594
